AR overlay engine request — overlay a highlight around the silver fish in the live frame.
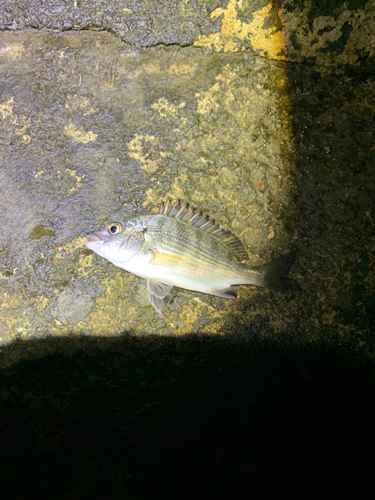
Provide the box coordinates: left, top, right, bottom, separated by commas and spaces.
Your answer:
85, 199, 299, 313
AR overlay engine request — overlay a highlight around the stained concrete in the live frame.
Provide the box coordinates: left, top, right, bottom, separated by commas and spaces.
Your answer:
0, 3, 375, 499
0, 1, 374, 360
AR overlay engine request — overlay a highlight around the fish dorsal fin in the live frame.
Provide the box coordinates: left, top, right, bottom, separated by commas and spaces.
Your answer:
158, 199, 249, 262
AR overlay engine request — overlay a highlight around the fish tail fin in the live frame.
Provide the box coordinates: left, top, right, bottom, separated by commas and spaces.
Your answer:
244, 251, 300, 292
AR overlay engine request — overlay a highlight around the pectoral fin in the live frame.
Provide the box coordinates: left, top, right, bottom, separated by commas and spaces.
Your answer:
147, 278, 173, 314
121, 226, 147, 262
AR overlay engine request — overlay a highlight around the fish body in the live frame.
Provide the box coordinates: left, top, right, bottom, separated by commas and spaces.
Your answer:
85, 200, 298, 312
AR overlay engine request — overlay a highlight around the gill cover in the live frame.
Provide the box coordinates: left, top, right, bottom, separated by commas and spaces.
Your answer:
120, 225, 147, 262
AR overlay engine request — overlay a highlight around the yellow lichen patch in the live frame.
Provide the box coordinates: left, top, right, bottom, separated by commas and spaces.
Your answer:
127, 134, 169, 174
141, 167, 227, 213
195, 64, 244, 115
193, 167, 240, 210
167, 296, 225, 335
0, 43, 24, 60
54, 237, 87, 261
0, 291, 31, 341
32, 295, 50, 313
196, 82, 221, 114
194, 0, 243, 52
64, 123, 97, 143
53, 237, 97, 276
65, 95, 95, 115
0, 96, 14, 119
163, 174, 190, 203
0, 97, 33, 143
0, 281, 102, 341
194, 0, 375, 65
52, 237, 98, 283
247, 4, 285, 58
179, 0, 195, 18
141, 187, 165, 209
167, 289, 263, 336
86, 273, 138, 335
143, 166, 237, 229
192, 59, 294, 230
14, 115, 31, 137
267, 226, 275, 240
168, 61, 198, 77
279, 1, 375, 66
321, 308, 338, 327
126, 62, 162, 80
151, 98, 186, 120
194, 1, 285, 58
145, 54, 293, 224
77, 254, 96, 278
66, 168, 85, 195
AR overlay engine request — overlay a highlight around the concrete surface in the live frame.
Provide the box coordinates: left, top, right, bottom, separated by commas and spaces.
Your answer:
0, 0, 374, 360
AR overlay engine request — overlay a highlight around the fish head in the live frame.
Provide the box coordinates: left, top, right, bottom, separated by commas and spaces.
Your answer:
85, 219, 146, 265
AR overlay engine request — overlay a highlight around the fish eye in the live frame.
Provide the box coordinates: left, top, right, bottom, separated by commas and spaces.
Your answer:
108, 222, 123, 235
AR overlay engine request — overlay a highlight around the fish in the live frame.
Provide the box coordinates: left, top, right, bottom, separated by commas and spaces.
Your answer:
85, 199, 299, 313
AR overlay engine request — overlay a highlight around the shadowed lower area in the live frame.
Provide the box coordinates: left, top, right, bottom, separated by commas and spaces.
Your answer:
1, 332, 375, 500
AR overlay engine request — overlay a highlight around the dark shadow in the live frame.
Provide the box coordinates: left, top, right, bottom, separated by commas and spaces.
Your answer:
1, 332, 375, 500
273, 0, 375, 339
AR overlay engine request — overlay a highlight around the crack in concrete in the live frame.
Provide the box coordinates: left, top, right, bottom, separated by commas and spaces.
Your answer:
0, 25, 364, 69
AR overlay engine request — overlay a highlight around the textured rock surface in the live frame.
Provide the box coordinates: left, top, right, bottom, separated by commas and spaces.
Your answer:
1, 0, 374, 64
0, 0, 222, 46
1, 4, 375, 497
0, 1, 374, 358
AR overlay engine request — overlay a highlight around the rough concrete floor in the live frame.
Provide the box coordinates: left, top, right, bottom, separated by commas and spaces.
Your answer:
0, 2, 375, 499
0, 0, 374, 359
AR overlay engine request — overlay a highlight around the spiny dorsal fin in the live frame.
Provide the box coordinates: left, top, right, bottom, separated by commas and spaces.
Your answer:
158, 199, 249, 262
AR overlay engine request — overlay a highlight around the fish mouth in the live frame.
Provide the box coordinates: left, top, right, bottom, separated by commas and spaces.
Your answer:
85, 233, 104, 246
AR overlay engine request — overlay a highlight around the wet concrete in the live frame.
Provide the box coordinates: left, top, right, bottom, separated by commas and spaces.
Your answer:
0, 1, 374, 358
0, 3, 375, 499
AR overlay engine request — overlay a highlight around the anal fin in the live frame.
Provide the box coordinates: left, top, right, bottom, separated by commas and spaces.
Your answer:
210, 286, 237, 299
147, 278, 173, 313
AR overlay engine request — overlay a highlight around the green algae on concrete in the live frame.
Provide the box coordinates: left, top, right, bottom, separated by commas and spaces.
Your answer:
29, 224, 55, 239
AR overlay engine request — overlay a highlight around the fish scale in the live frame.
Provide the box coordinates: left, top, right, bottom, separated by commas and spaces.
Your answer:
85, 199, 299, 313
153, 215, 239, 266
142, 216, 240, 278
